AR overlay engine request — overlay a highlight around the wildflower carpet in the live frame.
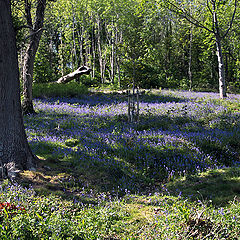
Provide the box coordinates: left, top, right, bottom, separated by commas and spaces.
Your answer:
0, 88, 239, 239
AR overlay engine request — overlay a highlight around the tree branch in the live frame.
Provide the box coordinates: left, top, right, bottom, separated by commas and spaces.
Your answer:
222, 0, 237, 39
206, 0, 213, 15
165, 0, 214, 34
24, 27, 45, 40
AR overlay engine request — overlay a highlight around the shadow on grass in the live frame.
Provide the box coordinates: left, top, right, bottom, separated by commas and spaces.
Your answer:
35, 90, 189, 106
19, 92, 240, 206
165, 167, 240, 207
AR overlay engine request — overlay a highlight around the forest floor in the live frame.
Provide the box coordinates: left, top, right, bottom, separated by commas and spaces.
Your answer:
1, 88, 240, 239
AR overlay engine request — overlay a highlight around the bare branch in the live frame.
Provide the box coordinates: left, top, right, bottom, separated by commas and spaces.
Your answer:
24, 27, 45, 40
165, 0, 215, 34
206, 0, 213, 15
222, 0, 237, 39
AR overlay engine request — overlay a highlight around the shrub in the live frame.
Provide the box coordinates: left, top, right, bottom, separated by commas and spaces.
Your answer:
33, 82, 88, 98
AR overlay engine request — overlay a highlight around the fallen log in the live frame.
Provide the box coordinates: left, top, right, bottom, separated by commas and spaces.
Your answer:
56, 66, 92, 84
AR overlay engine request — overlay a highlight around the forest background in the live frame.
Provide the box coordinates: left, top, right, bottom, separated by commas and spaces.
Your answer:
12, 0, 240, 93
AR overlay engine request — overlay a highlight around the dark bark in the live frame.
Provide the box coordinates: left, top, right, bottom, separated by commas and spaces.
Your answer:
0, 0, 37, 174
22, 0, 47, 115
56, 66, 92, 84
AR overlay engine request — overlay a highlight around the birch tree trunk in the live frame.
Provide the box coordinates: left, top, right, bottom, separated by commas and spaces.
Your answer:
0, 0, 36, 173
22, 0, 47, 115
188, 25, 193, 90
212, 1, 227, 98
71, 7, 78, 70
91, 25, 96, 80
97, 17, 106, 84
107, 21, 116, 84
59, 29, 64, 78
215, 33, 226, 98
116, 30, 123, 87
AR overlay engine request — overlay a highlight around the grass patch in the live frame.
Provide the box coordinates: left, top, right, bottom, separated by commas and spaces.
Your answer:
166, 167, 240, 206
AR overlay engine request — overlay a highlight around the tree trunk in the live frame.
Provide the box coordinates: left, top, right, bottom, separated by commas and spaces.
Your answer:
97, 17, 106, 84
22, 40, 37, 115
116, 30, 123, 87
59, 29, 64, 77
91, 25, 96, 80
188, 26, 193, 90
22, 0, 47, 115
110, 32, 116, 84
215, 34, 226, 98
212, 2, 227, 98
71, 8, 78, 70
0, 0, 36, 174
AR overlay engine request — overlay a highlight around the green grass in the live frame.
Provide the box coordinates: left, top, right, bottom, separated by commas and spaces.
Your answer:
0, 177, 239, 239
167, 168, 240, 206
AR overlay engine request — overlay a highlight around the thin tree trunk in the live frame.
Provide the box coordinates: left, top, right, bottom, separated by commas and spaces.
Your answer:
72, 8, 78, 70
215, 34, 226, 98
0, 0, 36, 174
91, 27, 96, 80
107, 21, 116, 84
59, 30, 64, 77
97, 17, 105, 84
188, 24, 193, 90
110, 31, 116, 84
22, 0, 47, 115
79, 27, 86, 65
212, 1, 226, 98
116, 30, 122, 87
116, 55, 121, 87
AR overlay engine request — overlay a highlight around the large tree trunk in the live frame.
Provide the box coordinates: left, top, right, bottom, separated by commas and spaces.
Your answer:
0, 0, 36, 175
22, 0, 47, 115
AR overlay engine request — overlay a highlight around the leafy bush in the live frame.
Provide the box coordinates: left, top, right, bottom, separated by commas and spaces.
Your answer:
33, 82, 88, 98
